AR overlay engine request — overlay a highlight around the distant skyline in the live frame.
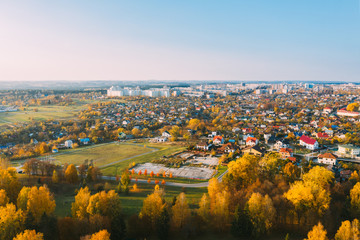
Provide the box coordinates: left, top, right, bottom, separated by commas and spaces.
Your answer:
0, 1, 359, 82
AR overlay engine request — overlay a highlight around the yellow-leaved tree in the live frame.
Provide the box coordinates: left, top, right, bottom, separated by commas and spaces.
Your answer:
246, 192, 276, 237
17, 187, 31, 211
197, 193, 211, 224
0, 167, 22, 203
350, 182, 360, 216
13, 230, 44, 240
334, 219, 360, 240
139, 189, 166, 229
89, 230, 111, 240
284, 180, 330, 222
171, 192, 191, 232
86, 190, 122, 220
65, 164, 78, 184
0, 203, 25, 240
71, 187, 91, 219
302, 166, 334, 188
305, 222, 328, 240
0, 189, 9, 207
26, 186, 56, 222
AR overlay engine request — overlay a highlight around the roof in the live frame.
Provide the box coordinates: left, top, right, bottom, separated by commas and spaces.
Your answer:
300, 135, 317, 145
246, 137, 257, 143
318, 153, 338, 159
280, 148, 293, 153
288, 157, 296, 162
317, 132, 329, 138
213, 136, 223, 142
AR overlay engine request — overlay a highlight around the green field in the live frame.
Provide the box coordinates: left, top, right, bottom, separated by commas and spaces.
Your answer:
101, 142, 186, 176
51, 142, 154, 168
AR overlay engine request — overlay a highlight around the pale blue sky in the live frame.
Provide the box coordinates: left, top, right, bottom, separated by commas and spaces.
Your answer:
0, 0, 359, 81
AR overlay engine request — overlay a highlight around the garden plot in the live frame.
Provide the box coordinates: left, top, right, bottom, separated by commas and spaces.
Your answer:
131, 162, 215, 179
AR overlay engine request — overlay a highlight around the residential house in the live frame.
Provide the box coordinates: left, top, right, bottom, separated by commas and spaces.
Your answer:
64, 140, 73, 148
242, 145, 265, 157
196, 142, 213, 151
162, 131, 172, 138
218, 143, 237, 153
318, 153, 338, 165
316, 132, 329, 139
279, 148, 293, 160
213, 136, 224, 145
246, 137, 258, 147
274, 140, 288, 150
299, 135, 319, 150
338, 144, 360, 158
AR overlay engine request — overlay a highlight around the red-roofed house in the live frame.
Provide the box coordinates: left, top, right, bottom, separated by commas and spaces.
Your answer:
299, 135, 319, 150
246, 137, 258, 147
316, 132, 330, 139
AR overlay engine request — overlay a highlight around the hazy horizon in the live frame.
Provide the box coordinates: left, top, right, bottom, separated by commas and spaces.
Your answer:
0, 1, 359, 82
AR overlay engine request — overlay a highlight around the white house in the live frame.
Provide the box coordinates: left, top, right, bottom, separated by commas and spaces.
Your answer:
299, 135, 319, 150
162, 131, 172, 138
274, 140, 288, 150
338, 144, 360, 158
64, 140, 73, 148
318, 153, 338, 165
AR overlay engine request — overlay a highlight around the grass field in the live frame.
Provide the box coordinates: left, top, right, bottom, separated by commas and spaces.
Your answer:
101, 142, 186, 176
51, 142, 154, 168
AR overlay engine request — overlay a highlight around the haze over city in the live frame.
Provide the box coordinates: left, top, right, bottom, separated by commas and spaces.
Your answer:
0, 0, 359, 82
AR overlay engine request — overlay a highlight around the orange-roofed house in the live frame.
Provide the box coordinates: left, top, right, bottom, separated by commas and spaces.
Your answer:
246, 137, 258, 147
318, 152, 338, 165
213, 136, 224, 145
279, 148, 293, 159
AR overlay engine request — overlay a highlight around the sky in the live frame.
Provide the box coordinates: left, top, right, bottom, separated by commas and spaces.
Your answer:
0, 0, 359, 82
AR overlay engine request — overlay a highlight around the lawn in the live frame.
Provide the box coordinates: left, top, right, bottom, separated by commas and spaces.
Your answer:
51, 142, 154, 168
101, 142, 186, 176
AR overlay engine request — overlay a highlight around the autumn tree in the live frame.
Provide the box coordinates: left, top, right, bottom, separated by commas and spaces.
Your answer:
197, 193, 211, 224
305, 222, 328, 240
171, 192, 191, 232
0, 189, 9, 207
121, 171, 130, 193
71, 187, 91, 219
335, 219, 360, 240
283, 162, 300, 182
169, 126, 181, 141
139, 189, 166, 230
224, 154, 259, 189
0, 167, 21, 202
246, 192, 276, 237
52, 170, 59, 183
351, 182, 360, 216
302, 166, 334, 188
65, 164, 78, 184
26, 186, 56, 223
211, 190, 231, 232
284, 181, 330, 222
13, 230, 44, 240
89, 230, 111, 240
0, 203, 25, 240
231, 205, 253, 238
87, 190, 122, 220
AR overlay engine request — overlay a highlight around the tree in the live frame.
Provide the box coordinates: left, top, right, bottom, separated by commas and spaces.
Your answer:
351, 183, 360, 216
155, 206, 169, 240
335, 219, 360, 240
0, 203, 25, 240
0, 168, 22, 203
347, 102, 359, 112
72, 187, 90, 219
247, 192, 276, 237
188, 119, 200, 130
284, 181, 330, 221
132, 128, 141, 137
224, 154, 259, 189
65, 164, 78, 184
87, 190, 122, 220
211, 190, 231, 232
139, 190, 165, 229
208, 178, 221, 203
197, 194, 211, 224
17, 187, 31, 211
305, 222, 328, 240
171, 193, 191, 232
13, 230, 44, 240
283, 162, 299, 182
89, 230, 111, 240
302, 166, 334, 188
27, 186, 56, 223
231, 205, 253, 238
0, 189, 9, 207
169, 126, 181, 141
52, 170, 59, 183
121, 171, 130, 194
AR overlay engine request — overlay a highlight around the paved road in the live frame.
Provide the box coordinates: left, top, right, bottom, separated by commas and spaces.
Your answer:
102, 169, 229, 188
